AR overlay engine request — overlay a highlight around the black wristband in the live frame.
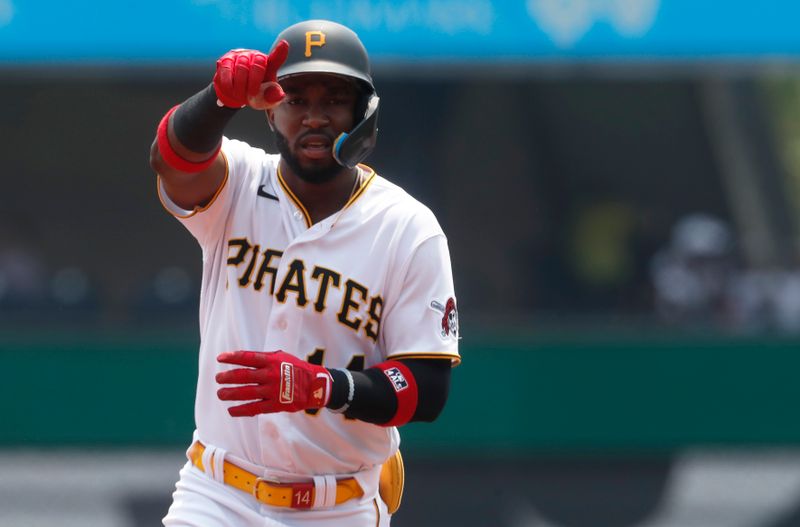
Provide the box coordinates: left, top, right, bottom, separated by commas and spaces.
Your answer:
172, 83, 239, 154
326, 368, 351, 411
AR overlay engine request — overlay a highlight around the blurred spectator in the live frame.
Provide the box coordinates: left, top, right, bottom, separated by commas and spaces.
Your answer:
726, 268, 775, 332
650, 213, 737, 327
727, 264, 800, 334
0, 214, 102, 320
131, 265, 198, 319
48, 266, 100, 314
0, 245, 48, 310
771, 268, 800, 332
0, 215, 48, 312
652, 213, 800, 334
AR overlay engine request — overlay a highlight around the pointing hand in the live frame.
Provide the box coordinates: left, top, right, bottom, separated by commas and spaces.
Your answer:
212, 40, 289, 110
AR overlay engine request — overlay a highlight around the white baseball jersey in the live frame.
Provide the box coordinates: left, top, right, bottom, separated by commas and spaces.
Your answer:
158, 137, 459, 479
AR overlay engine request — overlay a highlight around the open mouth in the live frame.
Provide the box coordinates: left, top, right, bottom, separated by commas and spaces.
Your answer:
299, 134, 333, 160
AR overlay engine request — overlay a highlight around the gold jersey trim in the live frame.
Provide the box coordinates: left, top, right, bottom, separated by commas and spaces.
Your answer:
344, 164, 377, 210
276, 163, 376, 227
386, 352, 462, 367
276, 164, 313, 228
157, 151, 230, 219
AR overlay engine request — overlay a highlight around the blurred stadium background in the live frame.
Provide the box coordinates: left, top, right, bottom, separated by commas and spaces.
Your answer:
3, 1, 800, 525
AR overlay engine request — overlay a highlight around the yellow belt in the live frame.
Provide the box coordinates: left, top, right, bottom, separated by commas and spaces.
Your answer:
188, 441, 364, 509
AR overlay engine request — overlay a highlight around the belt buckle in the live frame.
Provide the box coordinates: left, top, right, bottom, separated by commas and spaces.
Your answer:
252, 476, 280, 501
252, 476, 268, 500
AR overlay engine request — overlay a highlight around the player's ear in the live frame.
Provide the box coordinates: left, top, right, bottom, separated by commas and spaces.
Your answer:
265, 110, 275, 131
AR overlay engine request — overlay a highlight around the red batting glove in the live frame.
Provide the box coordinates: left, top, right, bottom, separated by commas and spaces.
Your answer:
216, 350, 332, 417
212, 40, 289, 109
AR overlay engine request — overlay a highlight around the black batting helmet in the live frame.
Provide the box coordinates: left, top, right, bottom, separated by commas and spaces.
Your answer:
271, 20, 379, 169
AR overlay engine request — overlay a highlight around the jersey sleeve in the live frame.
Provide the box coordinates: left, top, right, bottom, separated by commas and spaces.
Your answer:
157, 137, 256, 247
381, 234, 461, 366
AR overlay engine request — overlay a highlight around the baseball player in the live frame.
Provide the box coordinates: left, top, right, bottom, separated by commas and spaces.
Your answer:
149, 19, 460, 526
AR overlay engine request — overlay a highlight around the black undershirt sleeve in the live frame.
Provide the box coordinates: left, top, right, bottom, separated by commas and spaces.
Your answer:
326, 358, 451, 425
171, 83, 239, 154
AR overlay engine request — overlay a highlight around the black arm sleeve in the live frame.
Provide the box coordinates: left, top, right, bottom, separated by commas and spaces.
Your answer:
171, 83, 239, 153
326, 358, 451, 425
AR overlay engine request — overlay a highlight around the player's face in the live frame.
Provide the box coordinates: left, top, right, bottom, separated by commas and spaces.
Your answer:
269, 74, 359, 184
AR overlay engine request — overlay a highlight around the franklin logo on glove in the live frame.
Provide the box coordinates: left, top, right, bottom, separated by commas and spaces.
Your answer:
279, 362, 294, 404
215, 350, 332, 415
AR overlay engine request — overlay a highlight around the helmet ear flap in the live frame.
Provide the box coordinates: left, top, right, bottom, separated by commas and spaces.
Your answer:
353, 80, 372, 124
333, 94, 379, 169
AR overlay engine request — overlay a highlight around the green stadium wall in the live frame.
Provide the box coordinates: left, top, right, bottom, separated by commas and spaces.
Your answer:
3, 328, 799, 452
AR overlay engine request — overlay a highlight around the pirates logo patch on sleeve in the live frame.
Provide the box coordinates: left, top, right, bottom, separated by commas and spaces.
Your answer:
430, 297, 459, 339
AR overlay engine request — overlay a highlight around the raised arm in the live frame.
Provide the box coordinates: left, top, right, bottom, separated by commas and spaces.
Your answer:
149, 42, 289, 210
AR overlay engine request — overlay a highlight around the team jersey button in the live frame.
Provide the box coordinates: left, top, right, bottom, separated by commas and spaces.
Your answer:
276, 319, 288, 330
293, 211, 303, 221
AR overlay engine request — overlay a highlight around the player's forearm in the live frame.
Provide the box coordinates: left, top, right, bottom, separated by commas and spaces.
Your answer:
171, 84, 239, 155
151, 84, 238, 172
150, 85, 238, 209
326, 358, 451, 426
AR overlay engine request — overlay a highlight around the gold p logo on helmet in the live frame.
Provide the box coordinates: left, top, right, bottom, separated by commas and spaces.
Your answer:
305, 30, 326, 57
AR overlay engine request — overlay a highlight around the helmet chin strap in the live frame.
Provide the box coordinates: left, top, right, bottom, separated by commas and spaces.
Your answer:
332, 95, 380, 169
